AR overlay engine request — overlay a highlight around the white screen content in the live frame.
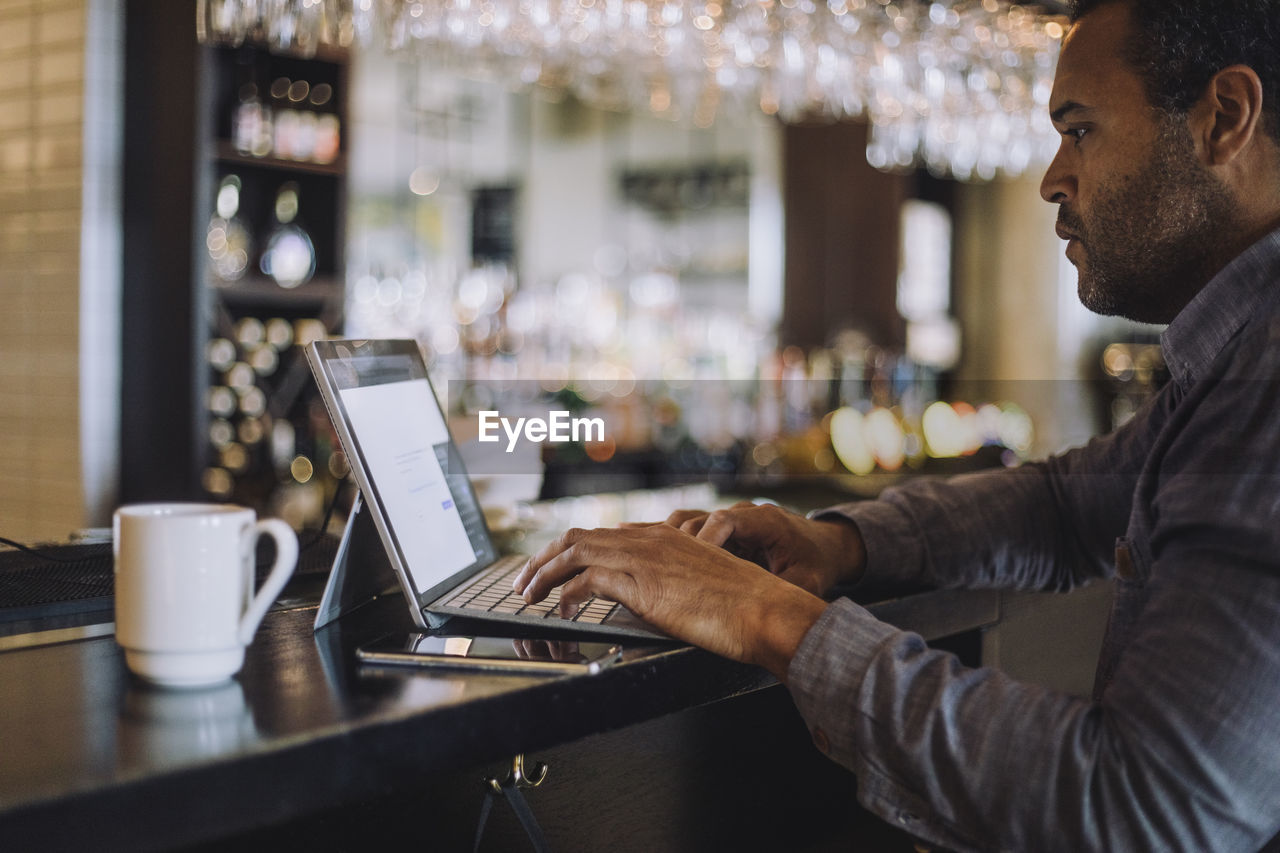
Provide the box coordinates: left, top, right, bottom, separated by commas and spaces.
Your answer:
339, 379, 478, 593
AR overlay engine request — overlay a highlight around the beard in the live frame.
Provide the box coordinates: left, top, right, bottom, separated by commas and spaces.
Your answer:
1060, 120, 1239, 325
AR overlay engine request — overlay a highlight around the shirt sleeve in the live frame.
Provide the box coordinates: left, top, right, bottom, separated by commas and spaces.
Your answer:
812, 389, 1169, 593
787, 327, 1280, 851
788, 554, 1280, 851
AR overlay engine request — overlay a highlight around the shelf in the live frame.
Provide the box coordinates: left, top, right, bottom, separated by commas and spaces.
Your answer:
214, 141, 346, 176
210, 275, 343, 309
195, 37, 350, 514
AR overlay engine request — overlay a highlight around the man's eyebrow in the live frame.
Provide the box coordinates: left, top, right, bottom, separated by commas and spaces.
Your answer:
1050, 101, 1092, 124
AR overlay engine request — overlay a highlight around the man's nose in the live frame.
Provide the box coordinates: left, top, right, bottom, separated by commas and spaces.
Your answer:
1040, 143, 1076, 204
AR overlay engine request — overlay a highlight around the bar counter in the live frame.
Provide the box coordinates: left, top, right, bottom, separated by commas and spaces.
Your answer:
0, 580, 999, 851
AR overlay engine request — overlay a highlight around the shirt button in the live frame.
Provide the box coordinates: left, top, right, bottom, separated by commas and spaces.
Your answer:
811, 727, 830, 754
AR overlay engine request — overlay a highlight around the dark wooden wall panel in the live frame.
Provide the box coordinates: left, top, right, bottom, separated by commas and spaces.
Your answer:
782, 121, 908, 350
120, 0, 208, 502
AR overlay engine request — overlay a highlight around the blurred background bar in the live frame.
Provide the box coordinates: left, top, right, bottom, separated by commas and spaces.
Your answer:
0, 0, 1169, 544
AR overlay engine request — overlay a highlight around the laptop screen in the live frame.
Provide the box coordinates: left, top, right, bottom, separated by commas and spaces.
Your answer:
308, 339, 498, 607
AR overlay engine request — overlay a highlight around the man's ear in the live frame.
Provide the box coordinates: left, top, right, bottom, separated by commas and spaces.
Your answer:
1195, 64, 1265, 166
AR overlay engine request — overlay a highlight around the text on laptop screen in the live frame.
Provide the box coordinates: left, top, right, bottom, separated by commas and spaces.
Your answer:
339, 379, 478, 593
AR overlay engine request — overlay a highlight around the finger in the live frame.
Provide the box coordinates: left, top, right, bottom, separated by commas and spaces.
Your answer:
699, 501, 785, 548
618, 521, 661, 529
664, 509, 706, 528
559, 569, 597, 617
513, 527, 588, 593
696, 508, 739, 547
512, 557, 535, 594
557, 560, 641, 619
678, 516, 708, 536
548, 640, 579, 662
559, 598, 586, 620
514, 638, 543, 659
558, 567, 616, 617
520, 530, 616, 603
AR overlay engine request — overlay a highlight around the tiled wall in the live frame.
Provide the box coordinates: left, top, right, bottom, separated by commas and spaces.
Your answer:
0, 0, 91, 542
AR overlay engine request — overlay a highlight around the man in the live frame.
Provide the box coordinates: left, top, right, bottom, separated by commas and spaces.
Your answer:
514, 0, 1280, 848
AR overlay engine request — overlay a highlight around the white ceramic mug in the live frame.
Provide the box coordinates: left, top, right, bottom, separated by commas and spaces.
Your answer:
113, 503, 298, 687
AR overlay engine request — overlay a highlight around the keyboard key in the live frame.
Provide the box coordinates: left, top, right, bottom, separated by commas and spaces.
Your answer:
437, 555, 631, 628
491, 600, 524, 613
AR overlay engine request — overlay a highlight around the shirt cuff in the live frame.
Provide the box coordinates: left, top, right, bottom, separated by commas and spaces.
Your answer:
786, 596, 901, 767
810, 500, 927, 587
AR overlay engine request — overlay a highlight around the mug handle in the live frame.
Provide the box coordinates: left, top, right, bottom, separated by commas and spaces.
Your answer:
237, 519, 300, 646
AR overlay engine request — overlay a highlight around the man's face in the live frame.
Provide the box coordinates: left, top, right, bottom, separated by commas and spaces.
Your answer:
1040, 2, 1237, 324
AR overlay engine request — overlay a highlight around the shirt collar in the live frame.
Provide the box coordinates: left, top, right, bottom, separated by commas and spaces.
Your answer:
1161, 226, 1280, 389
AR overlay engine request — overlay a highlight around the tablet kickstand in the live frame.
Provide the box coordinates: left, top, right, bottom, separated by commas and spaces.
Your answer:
313, 493, 402, 631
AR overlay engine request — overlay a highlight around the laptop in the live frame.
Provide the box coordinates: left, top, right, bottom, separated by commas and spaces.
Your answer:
305, 338, 666, 640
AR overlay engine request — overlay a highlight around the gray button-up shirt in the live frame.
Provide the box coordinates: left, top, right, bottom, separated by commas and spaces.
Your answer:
790, 227, 1280, 852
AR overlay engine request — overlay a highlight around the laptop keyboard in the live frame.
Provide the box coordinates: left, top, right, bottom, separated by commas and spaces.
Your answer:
443, 554, 620, 625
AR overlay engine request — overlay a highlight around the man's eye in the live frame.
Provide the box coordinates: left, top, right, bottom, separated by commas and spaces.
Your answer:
1065, 127, 1088, 142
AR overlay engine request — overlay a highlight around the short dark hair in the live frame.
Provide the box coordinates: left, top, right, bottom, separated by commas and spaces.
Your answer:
1070, 0, 1280, 142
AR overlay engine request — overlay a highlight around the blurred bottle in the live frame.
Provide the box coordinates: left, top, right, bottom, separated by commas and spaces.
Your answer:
310, 81, 340, 164
232, 52, 272, 158
259, 182, 316, 289
269, 76, 293, 159
207, 175, 253, 282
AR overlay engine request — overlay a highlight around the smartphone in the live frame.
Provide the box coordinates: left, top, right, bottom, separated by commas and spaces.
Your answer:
356, 633, 625, 676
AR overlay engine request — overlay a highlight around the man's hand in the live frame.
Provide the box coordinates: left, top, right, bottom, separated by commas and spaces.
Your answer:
511, 524, 828, 681
662, 501, 867, 596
